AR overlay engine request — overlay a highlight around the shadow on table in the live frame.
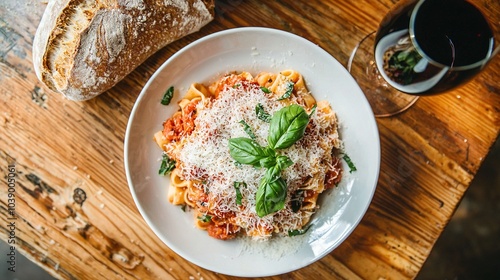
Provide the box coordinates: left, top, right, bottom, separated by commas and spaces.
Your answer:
0, 240, 55, 280
417, 137, 500, 279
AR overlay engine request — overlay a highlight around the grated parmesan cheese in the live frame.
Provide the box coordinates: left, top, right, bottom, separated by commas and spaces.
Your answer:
172, 79, 341, 239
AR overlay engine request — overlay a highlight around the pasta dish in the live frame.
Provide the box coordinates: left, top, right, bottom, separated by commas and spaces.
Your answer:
154, 70, 343, 240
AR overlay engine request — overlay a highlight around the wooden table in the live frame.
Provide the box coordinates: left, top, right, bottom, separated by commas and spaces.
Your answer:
1, 0, 499, 279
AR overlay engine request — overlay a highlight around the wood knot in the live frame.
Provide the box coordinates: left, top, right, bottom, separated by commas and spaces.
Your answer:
79, 224, 144, 269
73, 188, 87, 206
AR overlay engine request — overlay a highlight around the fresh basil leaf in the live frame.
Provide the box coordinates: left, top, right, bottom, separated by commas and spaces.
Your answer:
239, 120, 256, 140
259, 156, 276, 169
262, 146, 276, 157
255, 176, 287, 217
268, 104, 310, 150
257, 146, 275, 168
260, 86, 271, 94
276, 155, 293, 170
229, 138, 267, 167
288, 224, 312, 236
277, 81, 294, 100
342, 154, 357, 173
161, 86, 174, 105
255, 103, 271, 123
265, 165, 281, 183
158, 153, 176, 175
233, 182, 246, 205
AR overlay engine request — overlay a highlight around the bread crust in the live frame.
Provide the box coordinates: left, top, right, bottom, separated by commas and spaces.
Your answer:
33, 0, 215, 101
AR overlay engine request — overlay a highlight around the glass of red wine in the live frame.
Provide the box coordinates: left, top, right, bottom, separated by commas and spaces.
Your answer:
348, 0, 499, 117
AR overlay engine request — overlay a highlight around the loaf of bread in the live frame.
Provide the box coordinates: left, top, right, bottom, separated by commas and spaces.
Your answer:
33, 0, 215, 101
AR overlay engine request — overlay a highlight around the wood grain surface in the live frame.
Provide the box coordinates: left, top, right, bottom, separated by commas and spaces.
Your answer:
1, 0, 499, 279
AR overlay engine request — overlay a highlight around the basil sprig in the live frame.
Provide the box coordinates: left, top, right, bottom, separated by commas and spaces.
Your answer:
198, 214, 212, 223
256, 173, 287, 217
228, 138, 272, 167
239, 120, 257, 140
255, 103, 271, 123
228, 104, 311, 217
161, 86, 174, 105
277, 81, 294, 100
159, 153, 176, 175
342, 154, 357, 173
288, 224, 312, 236
260, 86, 271, 94
268, 104, 310, 150
234, 181, 246, 205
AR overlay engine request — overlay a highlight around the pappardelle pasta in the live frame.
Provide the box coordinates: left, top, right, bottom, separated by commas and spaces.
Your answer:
154, 70, 343, 240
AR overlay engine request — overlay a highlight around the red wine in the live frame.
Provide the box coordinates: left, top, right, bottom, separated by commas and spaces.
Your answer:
412, 0, 493, 67
374, 0, 494, 95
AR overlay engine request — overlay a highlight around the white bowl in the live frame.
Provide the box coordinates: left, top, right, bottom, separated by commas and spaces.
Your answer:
124, 27, 380, 277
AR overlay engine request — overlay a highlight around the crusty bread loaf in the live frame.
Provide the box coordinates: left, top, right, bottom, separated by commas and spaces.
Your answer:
33, 0, 215, 101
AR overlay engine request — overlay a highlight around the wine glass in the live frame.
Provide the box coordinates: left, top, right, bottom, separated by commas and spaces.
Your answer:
348, 0, 499, 118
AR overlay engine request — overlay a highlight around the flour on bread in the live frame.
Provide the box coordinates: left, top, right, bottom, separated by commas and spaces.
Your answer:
33, 0, 215, 101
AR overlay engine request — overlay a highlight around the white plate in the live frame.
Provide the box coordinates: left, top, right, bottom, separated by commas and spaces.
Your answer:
124, 27, 380, 277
